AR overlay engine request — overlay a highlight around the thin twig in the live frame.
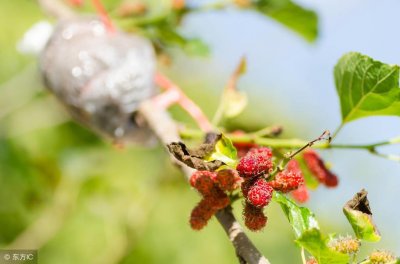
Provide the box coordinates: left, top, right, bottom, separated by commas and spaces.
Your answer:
252, 125, 283, 137
369, 149, 400, 162
331, 123, 344, 140
285, 130, 331, 159
179, 127, 400, 152
139, 99, 270, 264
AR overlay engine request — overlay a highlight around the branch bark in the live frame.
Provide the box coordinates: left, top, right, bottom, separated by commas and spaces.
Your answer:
139, 99, 270, 264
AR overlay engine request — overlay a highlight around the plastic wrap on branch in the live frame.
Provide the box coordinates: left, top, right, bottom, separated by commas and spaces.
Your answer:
40, 17, 157, 144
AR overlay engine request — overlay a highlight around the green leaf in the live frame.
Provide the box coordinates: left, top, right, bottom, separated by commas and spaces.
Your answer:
161, 27, 210, 56
206, 134, 238, 167
334, 52, 400, 124
273, 192, 319, 238
274, 193, 349, 264
254, 0, 318, 42
343, 189, 381, 242
296, 229, 350, 264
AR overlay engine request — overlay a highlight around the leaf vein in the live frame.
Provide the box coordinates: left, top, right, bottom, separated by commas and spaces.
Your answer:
344, 67, 397, 122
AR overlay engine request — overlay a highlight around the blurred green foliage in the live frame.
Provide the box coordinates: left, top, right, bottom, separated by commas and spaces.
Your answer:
254, 0, 318, 42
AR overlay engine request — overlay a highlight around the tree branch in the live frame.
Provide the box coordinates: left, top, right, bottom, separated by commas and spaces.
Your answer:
139, 99, 270, 264
37, 0, 75, 19
36, 1, 270, 261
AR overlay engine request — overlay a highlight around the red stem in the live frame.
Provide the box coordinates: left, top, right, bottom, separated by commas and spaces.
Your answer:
91, 0, 116, 33
67, 0, 84, 7
154, 73, 213, 132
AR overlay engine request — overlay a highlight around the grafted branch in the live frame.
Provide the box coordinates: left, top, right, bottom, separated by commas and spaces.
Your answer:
139, 99, 270, 264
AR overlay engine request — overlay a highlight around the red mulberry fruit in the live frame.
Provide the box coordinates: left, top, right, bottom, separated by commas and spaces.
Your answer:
190, 171, 217, 195
215, 169, 242, 191
206, 188, 230, 210
303, 150, 339, 188
246, 178, 273, 208
236, 147, 273, 178
291, 184, 309, 203
243, 202, 267, 231
241, 178, 256, 197
190, 199, 217, 230
269, 170, 304, 193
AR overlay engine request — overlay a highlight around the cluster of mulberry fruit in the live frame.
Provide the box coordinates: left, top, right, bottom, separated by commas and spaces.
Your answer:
189, 145, 339, 231
237, 148, 274, 231
189, 170, 242, 230
238, 147, 308, 231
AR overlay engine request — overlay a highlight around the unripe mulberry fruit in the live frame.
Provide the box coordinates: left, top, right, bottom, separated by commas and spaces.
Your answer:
328, 236, 360, 255
246, 178, 273, 208
236, 147, 273, 178
215, 169, 242, 191
190, 199, 216, 230
368, 250, 397, 264
243, 202, 267, 231
190, 171, 217, 195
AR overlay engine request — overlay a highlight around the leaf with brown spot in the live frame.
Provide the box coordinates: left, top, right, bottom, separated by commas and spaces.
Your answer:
167, 139, 225, 171
167, 133, 238, 171
343, 189, 381, 242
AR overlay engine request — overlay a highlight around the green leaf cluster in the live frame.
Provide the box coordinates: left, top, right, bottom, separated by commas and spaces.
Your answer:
273, 192, 350, 264
117, 0, 319, 57
273, 189, 393, 263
